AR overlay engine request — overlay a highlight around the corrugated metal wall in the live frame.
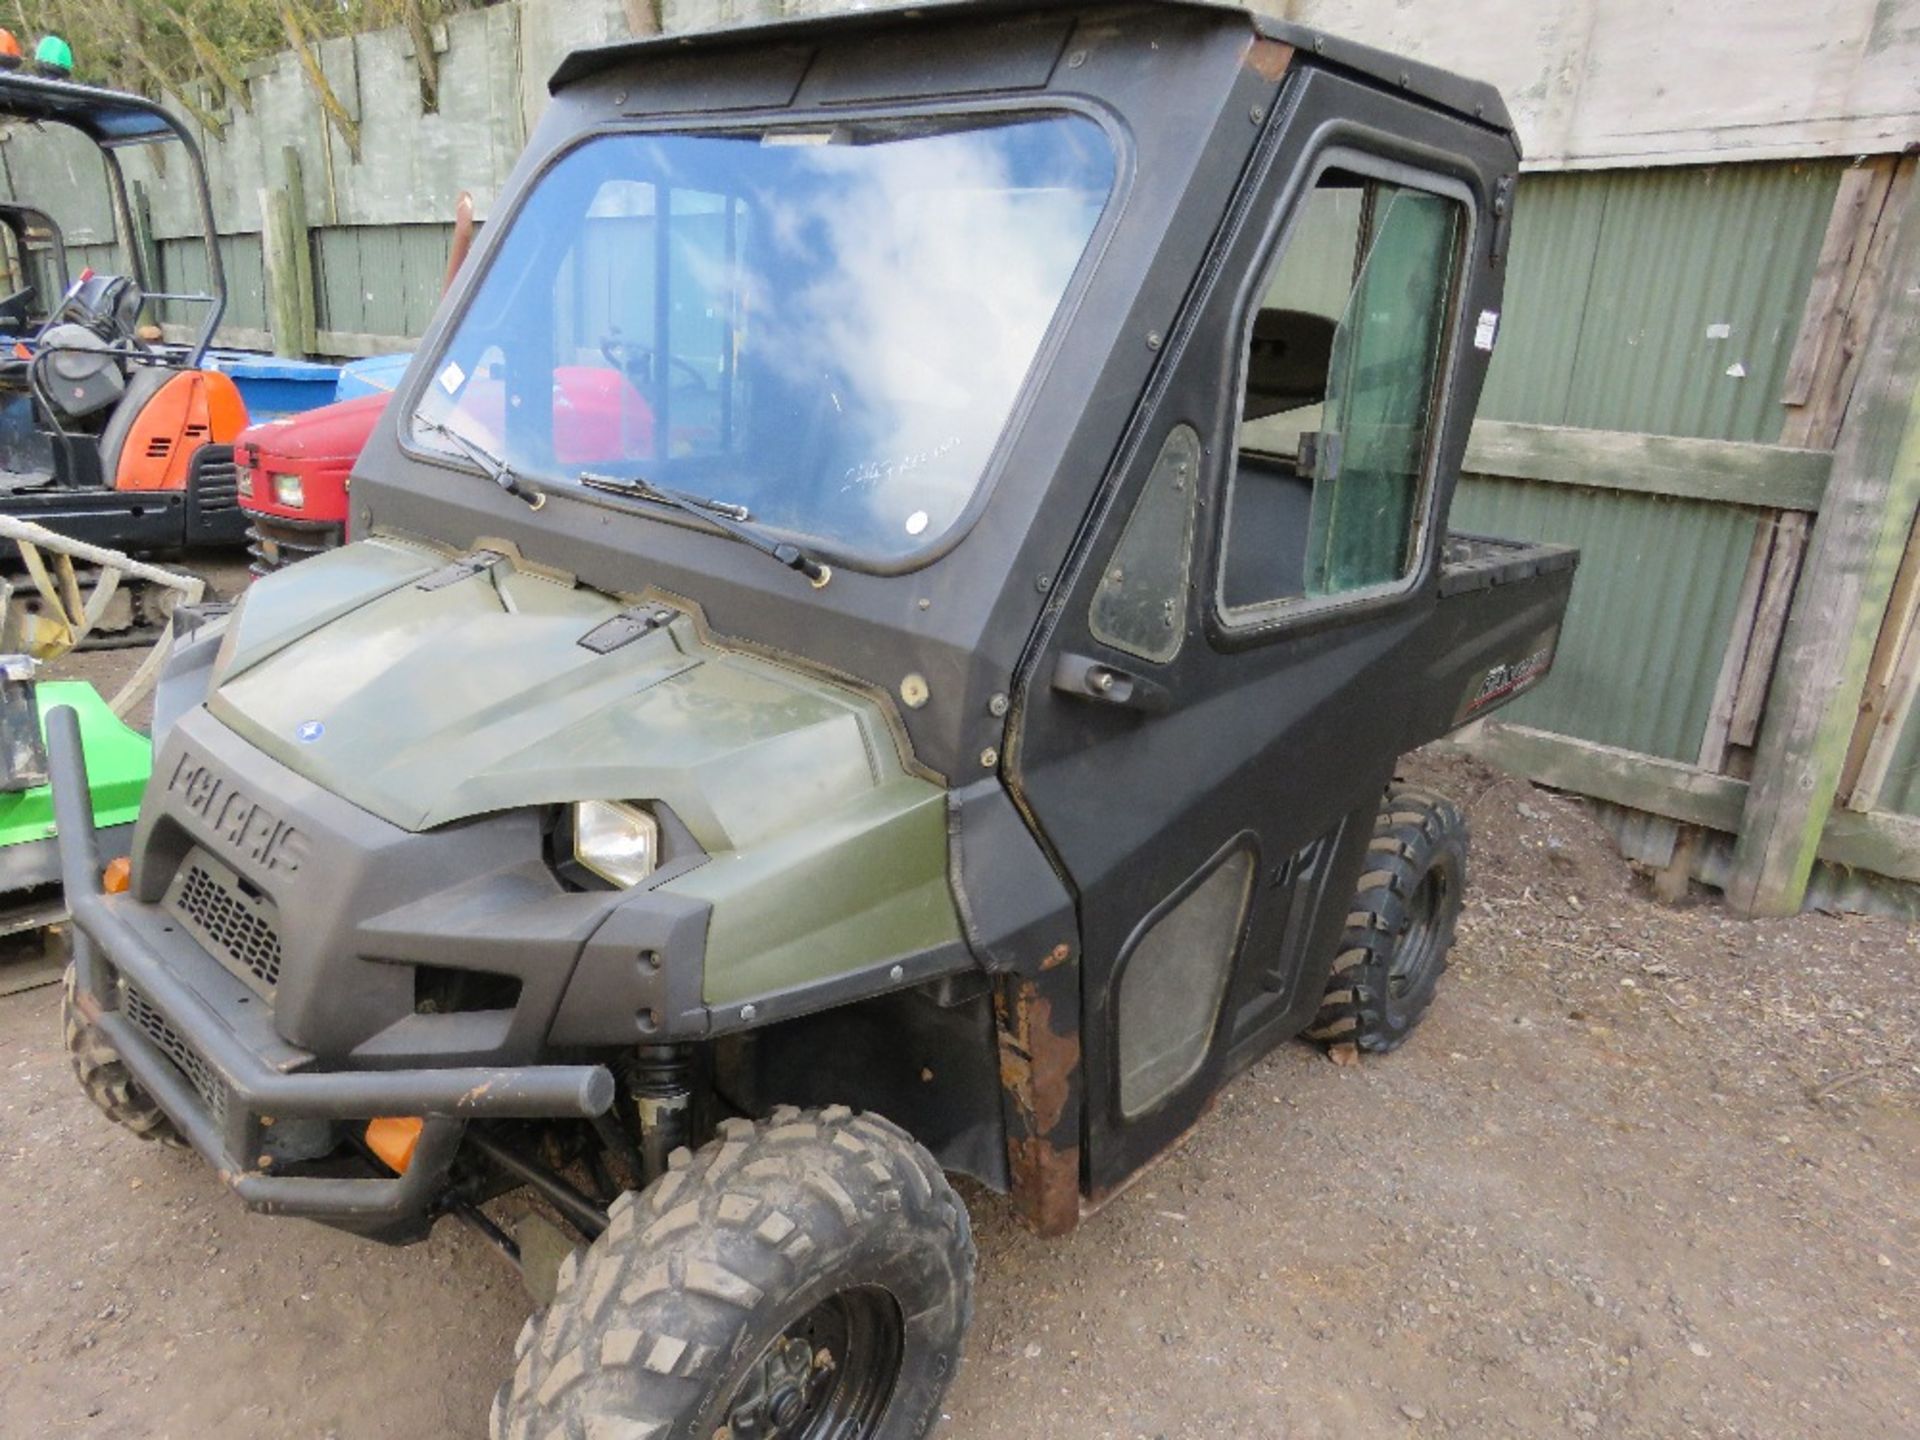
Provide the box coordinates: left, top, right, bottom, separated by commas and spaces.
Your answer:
1452, 159, 1844, 760
1450, 480, 1762, 761
1481, 160, 1845, 442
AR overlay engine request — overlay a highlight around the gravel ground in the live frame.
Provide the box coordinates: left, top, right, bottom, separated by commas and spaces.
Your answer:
1, 706, 1914, 1437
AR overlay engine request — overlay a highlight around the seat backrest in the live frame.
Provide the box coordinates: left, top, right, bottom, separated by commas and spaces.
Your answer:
97, 365, 176, 486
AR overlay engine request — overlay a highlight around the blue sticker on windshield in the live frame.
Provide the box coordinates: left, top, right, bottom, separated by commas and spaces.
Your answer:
295, 720, 325, 744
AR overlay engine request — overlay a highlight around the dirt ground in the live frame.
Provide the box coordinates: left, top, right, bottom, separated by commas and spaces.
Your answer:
1, 711, 1915, 1437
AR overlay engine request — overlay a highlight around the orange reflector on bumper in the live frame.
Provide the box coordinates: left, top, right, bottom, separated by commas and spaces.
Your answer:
102, 857, 131, 894
365, 1116, 424, 1173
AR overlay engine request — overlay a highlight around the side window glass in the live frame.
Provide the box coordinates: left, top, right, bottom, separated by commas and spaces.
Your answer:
1221, 167, 1463, 614
1089, 424, 1202, 663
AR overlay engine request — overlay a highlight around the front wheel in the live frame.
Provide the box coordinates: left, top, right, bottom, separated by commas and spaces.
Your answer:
493, 1105, 974, 1440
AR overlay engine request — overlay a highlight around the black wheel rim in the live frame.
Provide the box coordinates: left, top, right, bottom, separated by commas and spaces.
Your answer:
1388, 864, 1449, 1000
718, 1285, 904, 1440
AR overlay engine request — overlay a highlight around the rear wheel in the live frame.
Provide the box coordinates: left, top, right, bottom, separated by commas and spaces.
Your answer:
492, 1105, 974, 1440
61, 962, 183, 1147
1308, 786, 1468, 1053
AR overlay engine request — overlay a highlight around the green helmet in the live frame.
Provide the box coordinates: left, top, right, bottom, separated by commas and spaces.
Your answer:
33, 34, 72, 75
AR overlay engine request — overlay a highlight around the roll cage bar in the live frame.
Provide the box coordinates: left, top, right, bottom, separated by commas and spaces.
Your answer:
0, 71, 226, 365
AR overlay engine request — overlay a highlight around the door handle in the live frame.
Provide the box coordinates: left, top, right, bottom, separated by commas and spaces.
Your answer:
1051, 653, 1171, 714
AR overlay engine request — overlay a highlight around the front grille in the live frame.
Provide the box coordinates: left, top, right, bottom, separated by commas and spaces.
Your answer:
121, 982, 229, 1126
189, 444, 240, 513
169, 854, 283, 994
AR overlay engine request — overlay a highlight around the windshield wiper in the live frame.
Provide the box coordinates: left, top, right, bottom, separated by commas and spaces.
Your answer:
415, 415, 544, 510
578, 471, 831, 588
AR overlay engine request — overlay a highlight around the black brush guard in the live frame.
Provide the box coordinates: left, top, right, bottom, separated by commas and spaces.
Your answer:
46, 705, 616, 1226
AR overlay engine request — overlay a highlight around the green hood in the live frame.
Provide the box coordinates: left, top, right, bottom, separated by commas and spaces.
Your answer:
209, 538, 899, 854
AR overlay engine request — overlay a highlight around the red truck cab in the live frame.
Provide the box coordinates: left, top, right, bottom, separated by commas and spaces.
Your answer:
234, 392, 388, 576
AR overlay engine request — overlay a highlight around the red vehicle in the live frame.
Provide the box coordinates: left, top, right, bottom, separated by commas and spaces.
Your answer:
234, 391, 386, 576
237, 367, 671, 575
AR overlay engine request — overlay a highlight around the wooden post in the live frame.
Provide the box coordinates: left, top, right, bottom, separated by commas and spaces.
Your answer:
281, 146, 318, 355
260, 184, 313, 359
1725, 177, 1920, 916
128, 180, 162, 302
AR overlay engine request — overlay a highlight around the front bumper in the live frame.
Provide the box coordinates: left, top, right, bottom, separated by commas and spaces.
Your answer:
47, 705, 615, 1231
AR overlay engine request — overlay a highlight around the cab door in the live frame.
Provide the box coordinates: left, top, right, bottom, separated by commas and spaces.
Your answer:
1008, 72, 1506, 1194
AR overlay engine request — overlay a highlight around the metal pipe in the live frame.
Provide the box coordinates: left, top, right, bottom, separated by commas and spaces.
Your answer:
464, 1129, 608, 1240
68, 888, 616, 1120
44, 706, 101, 899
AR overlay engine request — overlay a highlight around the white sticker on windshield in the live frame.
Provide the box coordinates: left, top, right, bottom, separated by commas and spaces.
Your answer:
437, 361, 466, 395
905, 510, 930, 536
1473, 309, 1500, 352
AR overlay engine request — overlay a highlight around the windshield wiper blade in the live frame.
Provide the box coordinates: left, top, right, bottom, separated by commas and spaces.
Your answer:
415, 415, 544, 510
578, 471, 831, 588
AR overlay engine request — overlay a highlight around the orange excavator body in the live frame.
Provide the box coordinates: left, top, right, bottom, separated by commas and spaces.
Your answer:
113, 369, 248, 492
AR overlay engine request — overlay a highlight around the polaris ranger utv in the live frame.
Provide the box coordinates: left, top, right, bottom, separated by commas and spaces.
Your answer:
49, 4, 1574, 1434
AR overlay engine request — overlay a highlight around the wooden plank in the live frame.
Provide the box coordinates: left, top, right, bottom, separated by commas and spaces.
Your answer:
1843, 509, 1920, 809
1452, 721, 1920, 890
1697, 521, 1774, 771
1727, 512, 1809, 748
314, 328, 415, 358
1779, 160, 1893, 409
260, 186, 304, 359
1449, 722, 1747, 832
281, 146, 318, 356
128, 181, 162, 306
1818, 807, 1920, 885
1786, 159, 1919, 451
160, 321, 274, 350
1462, 421, 1830, 511
1726, 174, 1920, 916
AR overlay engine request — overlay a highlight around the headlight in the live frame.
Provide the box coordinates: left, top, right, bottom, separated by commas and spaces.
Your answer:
272, 473, 305, 509
573, 801, 659, 887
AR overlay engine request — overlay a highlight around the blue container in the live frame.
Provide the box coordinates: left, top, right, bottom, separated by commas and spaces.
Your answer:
204, 351, 342, 422
334, 350, 413, 402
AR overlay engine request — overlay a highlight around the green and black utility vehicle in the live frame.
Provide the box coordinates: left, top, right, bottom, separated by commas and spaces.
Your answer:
50, 4, 1575, 1434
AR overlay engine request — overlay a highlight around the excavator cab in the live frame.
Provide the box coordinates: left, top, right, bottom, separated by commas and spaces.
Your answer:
0, 67, 250, 640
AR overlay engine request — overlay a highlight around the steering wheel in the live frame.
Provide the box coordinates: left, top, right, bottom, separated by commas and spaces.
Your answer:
598, 336, 709, 392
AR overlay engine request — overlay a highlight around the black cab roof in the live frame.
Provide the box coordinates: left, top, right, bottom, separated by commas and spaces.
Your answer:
0, 70, 187, 146
550, 0, 1514, 139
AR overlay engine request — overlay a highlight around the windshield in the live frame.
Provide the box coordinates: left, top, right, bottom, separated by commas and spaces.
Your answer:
409, 112, 1115, 562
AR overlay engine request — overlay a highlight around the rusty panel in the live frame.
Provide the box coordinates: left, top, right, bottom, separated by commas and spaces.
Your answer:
1482, 160, 1846, 443
1450, 476, 1762, 763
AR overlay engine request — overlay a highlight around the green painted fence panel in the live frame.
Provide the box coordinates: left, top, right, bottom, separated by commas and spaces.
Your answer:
157, 233, 267, 336
1450, 476, 1762, 763
1483, 161, 1846, 445
313, 224, 459, 340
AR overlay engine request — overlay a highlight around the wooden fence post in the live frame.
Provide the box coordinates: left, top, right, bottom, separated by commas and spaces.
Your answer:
260, 149, 316, 358
1725, 178, 1920, 916
128, 181, 162, 299
282, 146, 318, 354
